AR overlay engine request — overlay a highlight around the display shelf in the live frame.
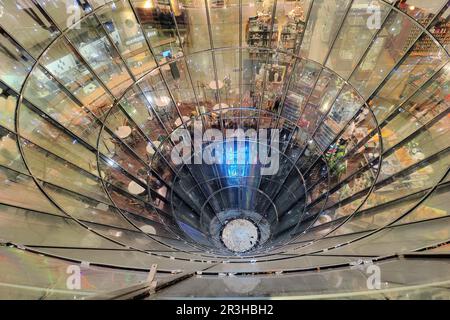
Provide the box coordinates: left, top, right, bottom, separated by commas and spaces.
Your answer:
380, 148, 433, 193
246, 15, 277, 57
430, 19, 450, 51
400, 10, 438, 56
279, 20, 305, 52
135, 5, 186, 48
315, 123, 336, 151
282, 92, 304, 123
246, 7, 305, 57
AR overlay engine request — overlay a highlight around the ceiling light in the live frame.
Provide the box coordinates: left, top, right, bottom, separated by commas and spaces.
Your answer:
144, 0, 154, 9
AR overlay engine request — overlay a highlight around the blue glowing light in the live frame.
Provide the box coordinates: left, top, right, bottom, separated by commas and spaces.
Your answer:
222, 140, 250, 184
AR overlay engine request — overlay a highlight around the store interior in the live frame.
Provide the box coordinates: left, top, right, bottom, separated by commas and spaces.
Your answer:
0, 0, 449, 299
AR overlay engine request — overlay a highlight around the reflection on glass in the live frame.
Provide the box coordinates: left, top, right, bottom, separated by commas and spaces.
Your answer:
300, 0, 352, 64
177, 0, 210, 53
66, 15, 133, 97
41, 37, 114, 119
97, 1, 157, 77
326, 0, 391, 79
350, 10, 422, 99
0, 87, 18, 131
428, 6, 450, 52
396, 0, 447, 27
0, 0, 59, 57
0, 29, 34, 92
131, 0, 183, 61
369, 37, 448, 123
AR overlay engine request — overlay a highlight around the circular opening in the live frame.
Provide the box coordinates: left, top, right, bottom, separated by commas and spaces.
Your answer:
221, 219, 260, 253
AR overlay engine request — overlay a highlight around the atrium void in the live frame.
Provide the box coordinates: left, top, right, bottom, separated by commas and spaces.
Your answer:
0, 0, 449, 299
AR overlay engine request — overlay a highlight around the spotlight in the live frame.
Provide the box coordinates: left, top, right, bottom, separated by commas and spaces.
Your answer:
144, 0, 154, 9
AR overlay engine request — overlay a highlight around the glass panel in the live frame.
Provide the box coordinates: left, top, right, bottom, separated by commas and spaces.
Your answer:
0, 246, 148, 299
0, 0, 59, 57
0, 28, 34, 92
350, 10, 422, 99
394, 112, 445, 153
273, 0, 311, 52
41, 37, 114, 119
0, 204, 121, 248
369, 37, 448, 123
43, 183, 133, 230
242, 0, 276, 50
125, 212, 179, 238
83, 222, 173, 251
139, 69, 178, 130
24, 67, 102, 147
177, 0, 210, 53
162, 58, 197, 115
325, 217, 450, 256
208, 0, 239, 48
185, 51, 216, 112
281, 60, 322, 123
131, 0, 183, 61
326, 0, 391, 79
119, 85, 167, 140
398, 182, 450, 224
215, 49, 240, 107
362, 152, 450, 212
96, 0, 157, 77
334, 152, 449, 234
380, 116, 450, 181
240, 49, 268, 110
396, 64, 450, 124
0, 88, 18, 131
315, 84, 363, 151
332, 193, 421, 234
300, 0, 352, 64
18, 104, 98, 174
319, 163, 376, 222
298, 69, 345, 137
33, 246, 208, 272
36, 0, 89, 31
206, 255, 354, 273
261, 52, 294, 111
0, 167, 61, 215
428, 6, 450, 52
66, 15, 133, 97
21, 139, 111, 204
396, 0, 447, 27
0, 128, 27, 174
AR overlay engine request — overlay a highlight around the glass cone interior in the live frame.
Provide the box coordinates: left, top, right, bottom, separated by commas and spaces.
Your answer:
0, 0, 448, 299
